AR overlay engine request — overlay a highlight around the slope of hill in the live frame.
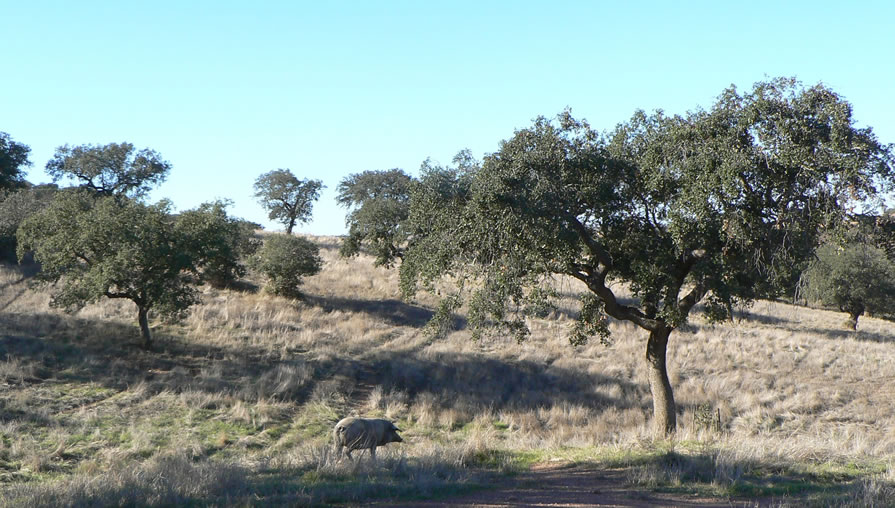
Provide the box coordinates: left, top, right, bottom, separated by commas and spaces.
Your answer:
1, 236, 894, 506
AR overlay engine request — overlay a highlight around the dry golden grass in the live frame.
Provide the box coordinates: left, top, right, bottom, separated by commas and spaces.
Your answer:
1, 235, 894, 505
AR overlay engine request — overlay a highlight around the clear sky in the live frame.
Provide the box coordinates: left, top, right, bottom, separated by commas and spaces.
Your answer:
4, 1, 894, 234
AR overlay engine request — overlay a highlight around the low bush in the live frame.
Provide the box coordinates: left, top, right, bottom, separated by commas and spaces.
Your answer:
251, 234, 322, 298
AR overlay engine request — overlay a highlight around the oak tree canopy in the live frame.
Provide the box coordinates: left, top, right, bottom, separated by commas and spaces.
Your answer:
400, 78, 895, 436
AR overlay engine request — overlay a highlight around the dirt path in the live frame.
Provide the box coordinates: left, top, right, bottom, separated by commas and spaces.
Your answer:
378, 463, 769, 507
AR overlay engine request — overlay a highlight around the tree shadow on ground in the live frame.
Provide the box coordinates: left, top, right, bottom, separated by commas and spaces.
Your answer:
1, 307, 644, 418
0, 260, 41, 281
732, 309, 894, 343
220, 279, 260, 294
0, 263, 40, 311
304, 294, 466, 330
0, 312, 323, 409
324, 350, 649, 414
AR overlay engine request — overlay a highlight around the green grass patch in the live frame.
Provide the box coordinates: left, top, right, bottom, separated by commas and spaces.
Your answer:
195, 418, 259, 453
274, 401, 342, 450
492, 420, 510, 431
467, 448, 542, 472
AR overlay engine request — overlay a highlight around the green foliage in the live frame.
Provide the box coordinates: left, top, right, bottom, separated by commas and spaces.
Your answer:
402, 78, 895, 345
570, 294, 611, 347
800, 241, 895, 327
0, 131, 31, 190
16, 192, 201, 347
251, 234, 322, 298
45, 142, 170, 199
400, 78, 895, 435
398, 153, 477, 300
253, 169, 323, 234
878, 210, 895, 261
851, 209, 895, 262
174, 200, 261, 289
337, 168, 414, 267
0, 184, 57, 263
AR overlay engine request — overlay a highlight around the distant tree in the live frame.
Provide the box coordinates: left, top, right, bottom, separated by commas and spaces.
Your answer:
337, 168, 414, 267
17, 192, 200, 349
173, 200, 261, 289
253, 169, 323, 235
872, 209, 895, 261
0, 132, 31, 190
400, 78, 895, 436
45, 142, 170, 199
0, 184, 58, 263
801, 241, 895, 329
251, 234, 322, 298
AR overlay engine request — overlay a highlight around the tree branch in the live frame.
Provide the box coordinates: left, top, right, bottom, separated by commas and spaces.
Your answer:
568, 270, 662, 331
104, 290, 133, 300
677, 282, 707, 316
564, 213, 613, 271
75, 252, 93, 266
671, 249, 708, 317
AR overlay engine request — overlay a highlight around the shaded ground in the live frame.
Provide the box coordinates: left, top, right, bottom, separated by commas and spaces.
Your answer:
381, 463, 763, 507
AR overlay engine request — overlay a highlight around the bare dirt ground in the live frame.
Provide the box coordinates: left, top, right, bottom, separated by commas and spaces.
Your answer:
379, 463, 768, 508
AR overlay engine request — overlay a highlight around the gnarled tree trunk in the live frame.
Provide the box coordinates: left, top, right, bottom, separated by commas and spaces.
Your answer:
844, 301, 865, 331
138, 305, 152, 350
646, 324, 676, 437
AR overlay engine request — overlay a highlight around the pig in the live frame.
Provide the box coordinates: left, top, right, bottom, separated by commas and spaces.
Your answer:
333, 417, 403, 459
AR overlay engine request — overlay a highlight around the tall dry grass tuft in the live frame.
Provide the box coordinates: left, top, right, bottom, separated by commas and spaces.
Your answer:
0, 453, 249, 508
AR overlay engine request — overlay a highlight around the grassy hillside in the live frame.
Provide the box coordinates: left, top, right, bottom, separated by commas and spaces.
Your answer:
1, 236, 894, 506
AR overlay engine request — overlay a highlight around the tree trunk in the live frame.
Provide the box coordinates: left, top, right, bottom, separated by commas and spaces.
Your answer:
847, 311, 861, 331
286, 219, 295, 235
646, 325, 676, 437
138, 305, 152, 350
845, 301, 864, 331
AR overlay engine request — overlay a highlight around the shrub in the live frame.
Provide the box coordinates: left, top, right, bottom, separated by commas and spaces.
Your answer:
252, 234, 322, 298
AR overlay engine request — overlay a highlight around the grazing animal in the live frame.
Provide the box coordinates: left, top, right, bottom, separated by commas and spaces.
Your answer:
333, 417, 403, 459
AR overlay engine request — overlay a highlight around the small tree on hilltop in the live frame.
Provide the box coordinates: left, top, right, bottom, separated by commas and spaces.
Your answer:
17, 192, 201, 349
337, 168, 414, 267
872, 209, 895, 261
0, 132, 31, 191
46, 142, 170, 199
400, 78, 895, 437
251, 234, 322, 298
253, 169, 323, 235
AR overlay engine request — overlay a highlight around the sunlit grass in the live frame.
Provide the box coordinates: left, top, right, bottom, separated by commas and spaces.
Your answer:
1, 236, 895, 506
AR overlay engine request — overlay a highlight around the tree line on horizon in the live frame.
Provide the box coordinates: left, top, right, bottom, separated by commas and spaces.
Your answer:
2, 77, 894, 437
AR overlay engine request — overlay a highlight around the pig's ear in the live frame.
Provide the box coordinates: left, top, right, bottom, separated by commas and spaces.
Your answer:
393, 425, 402, 432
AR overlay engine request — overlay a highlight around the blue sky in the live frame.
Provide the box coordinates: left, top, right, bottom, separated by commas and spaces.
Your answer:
4, 1, 894, 234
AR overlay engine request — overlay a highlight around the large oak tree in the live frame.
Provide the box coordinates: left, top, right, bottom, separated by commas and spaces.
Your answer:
400, 78, 894, 436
